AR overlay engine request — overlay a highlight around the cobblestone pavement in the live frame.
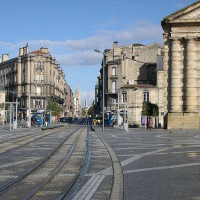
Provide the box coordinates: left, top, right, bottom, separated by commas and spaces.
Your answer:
1, 126, 200, 200
95, 127, 200, 200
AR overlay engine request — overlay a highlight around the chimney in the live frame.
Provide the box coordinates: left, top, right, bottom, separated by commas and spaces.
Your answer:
23, 47, 26, 55
40, 47, 48, 53
113, 41, 119, 49
157, 48, 161, 56
19, 48, 23, 56
26, 43, 29, 54
2, 54, 9, 62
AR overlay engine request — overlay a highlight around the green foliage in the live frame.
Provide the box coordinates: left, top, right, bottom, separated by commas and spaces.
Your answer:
151, 103, 158, 117
142, 101, 158, 117
82, 108, 86, 116
46, 101, 62, 116
88, 106, 94, 116
142, 101, 150, 116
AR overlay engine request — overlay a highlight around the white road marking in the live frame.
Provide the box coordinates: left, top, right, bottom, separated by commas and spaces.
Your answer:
121, 147, 173, 167
0, 175, 18, 179
123, 162, 200, 174
0, 157, 43, 169
72, 175, 105, 200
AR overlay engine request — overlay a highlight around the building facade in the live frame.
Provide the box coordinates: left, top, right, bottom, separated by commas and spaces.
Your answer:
0, 45, 67, 120
95, 42, 164, 127
162, 0, 200, 129
73, 86, 81, 117
0, 83, 6, 125
66, 85, 74, 117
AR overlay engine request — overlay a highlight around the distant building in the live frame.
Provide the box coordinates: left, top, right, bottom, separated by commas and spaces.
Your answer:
73, 86, 81, 117
82, 99, 90, 117
95, 41, 164, 127
0, 45, 67, 120
0, 83, 6, 125
66, 85, 74, 117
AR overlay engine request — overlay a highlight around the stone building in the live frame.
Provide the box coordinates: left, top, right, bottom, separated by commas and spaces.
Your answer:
0, 45, 67, 120
0, 83, 6, 124
66, 85, 74, 117
162, 0, 200, 129
95, 42, 164, 127
73, 86, 81, 117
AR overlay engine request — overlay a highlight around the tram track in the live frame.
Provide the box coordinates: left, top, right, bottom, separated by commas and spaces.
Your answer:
0, 126, 66, 154
0, 126, 90, 200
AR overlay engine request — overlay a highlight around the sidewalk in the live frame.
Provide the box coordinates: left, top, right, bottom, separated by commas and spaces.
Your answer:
0, 126, 41, 136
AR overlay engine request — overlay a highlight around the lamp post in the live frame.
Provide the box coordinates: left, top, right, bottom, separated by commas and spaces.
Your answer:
156, 85, 160, 128
7, 91, 19, 130
94, 49, 105, 133
133, 87, 138, 125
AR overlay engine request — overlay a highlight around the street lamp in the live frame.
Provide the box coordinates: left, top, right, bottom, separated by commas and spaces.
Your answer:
133, 87, 138, 125
94, 49, 105, 133
7, 90, 19, 130
156, 85, 160, 128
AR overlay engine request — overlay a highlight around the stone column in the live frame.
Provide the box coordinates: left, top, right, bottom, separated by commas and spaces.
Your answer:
163, 33, 169, 113
169, 38, 183, 112
185, 38, 197, 112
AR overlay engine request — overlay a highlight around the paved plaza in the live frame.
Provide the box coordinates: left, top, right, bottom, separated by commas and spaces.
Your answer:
0, 126, 200, 200
95, 127, 200, 200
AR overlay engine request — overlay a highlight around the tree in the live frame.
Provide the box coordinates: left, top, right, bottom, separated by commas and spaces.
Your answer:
46, 101, 62, 117
151, 103, 158, 128
82, 108, 86, 116
142, 101, 158, 128
88, 106, 94, 117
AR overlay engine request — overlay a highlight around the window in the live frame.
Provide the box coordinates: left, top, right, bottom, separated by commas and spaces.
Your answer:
143, 91, 149, 102
113, 98, 117, 104
112, 81, 116, 93
34, 73, 44, 81
34, 62, 44, 70
122, 92, 127, 103
35, 86, 41, 95
112, 67, 116, 75
36, 99, 41, 107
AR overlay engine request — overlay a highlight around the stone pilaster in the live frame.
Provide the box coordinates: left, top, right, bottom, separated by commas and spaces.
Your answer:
163, 33, 169, 116
185, 38, 197, 112
169, 38, 183, 112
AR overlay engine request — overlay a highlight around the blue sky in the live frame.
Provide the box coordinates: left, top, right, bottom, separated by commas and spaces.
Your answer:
0, 0, 197, 106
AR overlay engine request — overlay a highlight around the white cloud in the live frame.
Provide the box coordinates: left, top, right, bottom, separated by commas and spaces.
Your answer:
173, 0, 195, 9
55, 51, 102, 66
0, 20, 163, 66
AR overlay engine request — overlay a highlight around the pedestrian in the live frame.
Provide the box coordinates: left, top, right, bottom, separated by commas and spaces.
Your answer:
45, 116, 48, 126
148, 118, 152, 130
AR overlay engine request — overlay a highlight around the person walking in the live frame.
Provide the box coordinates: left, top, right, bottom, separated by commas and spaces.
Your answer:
148, 118, 152, 130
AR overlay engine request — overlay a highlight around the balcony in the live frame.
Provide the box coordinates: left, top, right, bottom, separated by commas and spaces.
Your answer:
34, 80, 44, 84
105, 89, 118, 98
109, 75, 118, 79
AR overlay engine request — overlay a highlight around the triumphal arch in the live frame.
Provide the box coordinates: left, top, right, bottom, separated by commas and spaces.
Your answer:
162, 1, 200, 129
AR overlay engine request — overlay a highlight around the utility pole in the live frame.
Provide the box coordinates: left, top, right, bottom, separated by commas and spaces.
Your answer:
15, 98, 18, 128
28, 92, 31, 127
117, 92, 120, 128
9, 103, 12, 131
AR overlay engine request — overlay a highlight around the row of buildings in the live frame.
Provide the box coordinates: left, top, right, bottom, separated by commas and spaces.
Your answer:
94, 0, 200, 129
94, 42, 164, 128
0, 45, 82, 124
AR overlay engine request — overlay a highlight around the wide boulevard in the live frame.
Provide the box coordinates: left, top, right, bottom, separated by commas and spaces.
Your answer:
0, 124, 200, 200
